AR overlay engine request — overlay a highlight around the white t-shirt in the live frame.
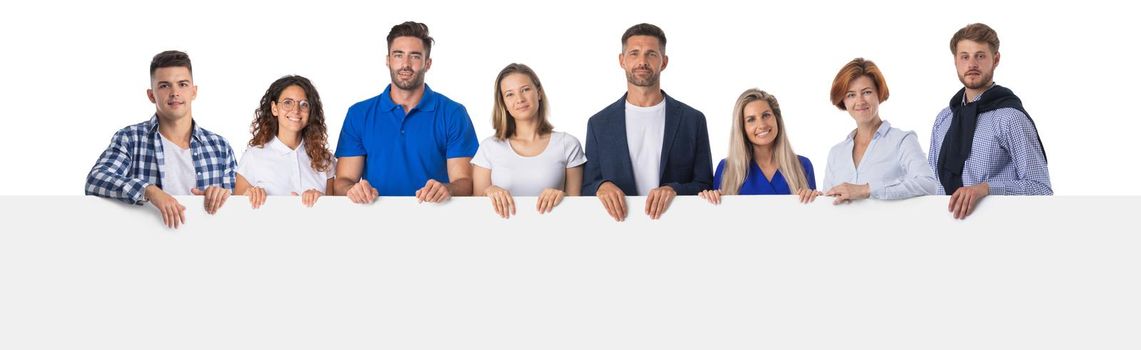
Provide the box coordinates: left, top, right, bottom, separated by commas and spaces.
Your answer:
470, 131, 587, 196
625, 100, 666, 195
237, 137, 335, 195
159, 133, 196, 195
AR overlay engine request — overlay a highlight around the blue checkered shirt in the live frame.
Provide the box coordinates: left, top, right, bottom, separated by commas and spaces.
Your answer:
85, 115, 237, 205
928, 86, 1052, 195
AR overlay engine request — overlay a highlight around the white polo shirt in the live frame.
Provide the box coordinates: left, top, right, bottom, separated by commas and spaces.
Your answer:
237, 137, 334, 195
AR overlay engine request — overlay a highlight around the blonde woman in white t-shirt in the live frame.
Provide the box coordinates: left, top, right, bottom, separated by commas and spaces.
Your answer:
472, 63, 586, 218
235, 75, 335, 208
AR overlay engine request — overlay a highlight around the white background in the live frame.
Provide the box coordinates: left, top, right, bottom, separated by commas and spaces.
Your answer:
0, 0, 1136, 195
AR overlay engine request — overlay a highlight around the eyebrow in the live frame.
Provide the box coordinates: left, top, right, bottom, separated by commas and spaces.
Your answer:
156, 79, 191, 85
503, 84, 531, 92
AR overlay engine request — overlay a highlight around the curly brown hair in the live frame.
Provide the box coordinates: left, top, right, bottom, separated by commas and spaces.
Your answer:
249, 75, 333, 172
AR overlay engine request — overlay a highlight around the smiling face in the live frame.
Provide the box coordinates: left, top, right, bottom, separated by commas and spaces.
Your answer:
955, 39, 1000, 90
619, 35, 667, 87
147, 66, 196, 122
271, 84, 310, 137
743, 100, 779, 148
843, 75, 881, 125
499, 72, 540, 121
387, 36, 431, 91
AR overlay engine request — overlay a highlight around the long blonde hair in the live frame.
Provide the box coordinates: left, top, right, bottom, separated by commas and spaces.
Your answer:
721, 89, 809, 194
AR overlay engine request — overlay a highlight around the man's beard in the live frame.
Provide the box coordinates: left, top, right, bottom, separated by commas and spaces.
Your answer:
959, 69, 994, 90
391, 68, 426, 90
626, 68, 660, 87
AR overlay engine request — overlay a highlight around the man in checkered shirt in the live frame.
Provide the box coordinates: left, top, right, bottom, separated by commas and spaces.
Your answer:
930, 23, 1052, 220
85, 50, 236, 229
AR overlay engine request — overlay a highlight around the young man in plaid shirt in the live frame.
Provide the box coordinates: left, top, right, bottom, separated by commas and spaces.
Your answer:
86, 50, 236, 229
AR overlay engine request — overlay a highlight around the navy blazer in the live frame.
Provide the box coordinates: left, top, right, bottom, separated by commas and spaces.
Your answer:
582, 92, 713, 196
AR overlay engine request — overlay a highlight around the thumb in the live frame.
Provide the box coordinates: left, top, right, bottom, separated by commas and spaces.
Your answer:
291, 192, 299, 196
191, 188, 204, 195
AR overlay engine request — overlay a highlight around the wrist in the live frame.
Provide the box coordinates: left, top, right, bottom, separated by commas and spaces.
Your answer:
143, 184, 159, 202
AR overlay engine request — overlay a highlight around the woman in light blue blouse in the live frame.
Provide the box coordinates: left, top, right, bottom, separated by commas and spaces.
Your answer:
699, 88, 815, 204
799, 58, 937, 204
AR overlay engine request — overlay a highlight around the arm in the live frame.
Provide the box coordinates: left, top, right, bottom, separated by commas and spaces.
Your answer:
415, 157, 474, 203
822, 148, 838, 192
85, 130, 150, 205
332, 106, 377, 203
929, 112, 947, 194
445, 157, 474, 196
871, 132, 939, 200
988, 112, 1052, 195
564, 165, 584, 196
333, 156, 365, 195
235, 173, 267, 209
439, 104, 479, 198
472, 164, 493, 196
802, 157, 817, 191
663, 112, 713, 195
334, 156, 377, 204
473, 163, 515, 218
537, 137, 584, 214
582, 120, 604, 196
220, 144, 237, 190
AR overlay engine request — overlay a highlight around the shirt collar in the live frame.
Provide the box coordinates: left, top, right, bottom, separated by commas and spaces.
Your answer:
379, 84, 438, 113
267, 136, 303, 155
961, 83, 997, 105
845, 120, 892, 142
146, 114, 206, 143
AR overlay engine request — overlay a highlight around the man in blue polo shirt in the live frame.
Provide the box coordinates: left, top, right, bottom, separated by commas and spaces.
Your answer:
334, 21, 479, 204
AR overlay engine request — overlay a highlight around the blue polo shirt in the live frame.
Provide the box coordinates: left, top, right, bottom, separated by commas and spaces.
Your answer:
335, 84, 478, 196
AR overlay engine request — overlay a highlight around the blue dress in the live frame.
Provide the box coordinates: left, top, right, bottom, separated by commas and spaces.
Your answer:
712, 156, 816, 194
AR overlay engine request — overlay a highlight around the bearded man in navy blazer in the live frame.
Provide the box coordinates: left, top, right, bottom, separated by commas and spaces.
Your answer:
582, 23, 713, 222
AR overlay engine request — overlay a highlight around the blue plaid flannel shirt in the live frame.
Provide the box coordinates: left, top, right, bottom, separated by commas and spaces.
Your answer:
85, 115, 236, 205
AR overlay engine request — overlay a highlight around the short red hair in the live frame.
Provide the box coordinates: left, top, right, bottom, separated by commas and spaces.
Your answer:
830, 58, 890, 110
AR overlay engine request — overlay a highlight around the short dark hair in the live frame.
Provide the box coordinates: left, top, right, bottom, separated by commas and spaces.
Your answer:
387, 21, 435, 57
621, 23, 667, 52
150, 50, 192, 78
950, 23, 1000, 54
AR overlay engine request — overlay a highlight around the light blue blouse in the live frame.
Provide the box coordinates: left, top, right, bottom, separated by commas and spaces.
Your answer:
823, 121, 938, 199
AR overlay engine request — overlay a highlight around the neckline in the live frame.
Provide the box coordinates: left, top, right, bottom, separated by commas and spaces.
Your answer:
752, 160, 781, 184
506, 132, 556, 159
